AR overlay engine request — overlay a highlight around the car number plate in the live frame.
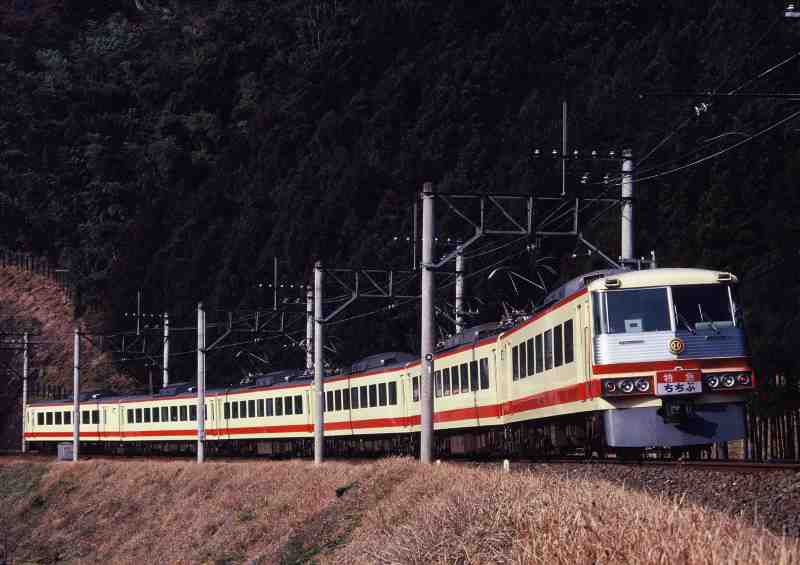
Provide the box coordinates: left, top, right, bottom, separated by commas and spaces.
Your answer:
655, 370, 703, 396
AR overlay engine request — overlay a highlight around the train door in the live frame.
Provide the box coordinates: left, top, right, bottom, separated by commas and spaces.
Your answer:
577, 302, 592, 396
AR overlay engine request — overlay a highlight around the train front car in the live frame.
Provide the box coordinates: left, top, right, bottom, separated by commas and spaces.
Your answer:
590, 268, 754, 453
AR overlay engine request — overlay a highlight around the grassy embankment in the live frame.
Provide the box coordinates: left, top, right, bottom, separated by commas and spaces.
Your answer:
1, 457, 797, 564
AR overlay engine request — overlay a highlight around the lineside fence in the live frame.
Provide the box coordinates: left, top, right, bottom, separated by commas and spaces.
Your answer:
744, 374, 800, 461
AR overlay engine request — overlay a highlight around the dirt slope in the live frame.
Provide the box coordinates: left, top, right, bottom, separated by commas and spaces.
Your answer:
0, 458, 798, 564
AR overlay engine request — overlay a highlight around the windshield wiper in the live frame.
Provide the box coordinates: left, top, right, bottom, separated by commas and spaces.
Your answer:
697, 304, 720, 334
674, 305, 696, 335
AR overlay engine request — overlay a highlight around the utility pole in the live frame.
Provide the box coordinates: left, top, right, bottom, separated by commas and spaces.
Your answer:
162, 312, 169, 388
620, 149, 635, 264
306, 285, 314, 374
455, 247, 465, 335
136, 289, 142, 336
21, 332, 28, 453
72, 327, 80, 462
420, 182, 435, 464
313, 262, 324, 465
196, 302, 206, 463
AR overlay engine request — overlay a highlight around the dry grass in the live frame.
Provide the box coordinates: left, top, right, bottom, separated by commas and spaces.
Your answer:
1, 458, 798, 564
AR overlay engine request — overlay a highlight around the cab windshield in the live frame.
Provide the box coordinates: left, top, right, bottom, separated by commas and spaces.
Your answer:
672, 284, 734, 330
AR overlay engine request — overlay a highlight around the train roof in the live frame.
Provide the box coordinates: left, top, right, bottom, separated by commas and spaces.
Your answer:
586, 267, 738, 291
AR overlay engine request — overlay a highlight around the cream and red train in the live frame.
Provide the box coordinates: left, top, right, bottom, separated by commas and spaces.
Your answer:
23, 267, 754, 457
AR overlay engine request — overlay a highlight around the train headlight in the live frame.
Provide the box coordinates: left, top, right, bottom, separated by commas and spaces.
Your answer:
618, 379, 635, 394
635, 378, 651, 393
706, 375, 720, 389
736, 373, 752, 386
605, 381, 617, 394
721, 374, 736, 388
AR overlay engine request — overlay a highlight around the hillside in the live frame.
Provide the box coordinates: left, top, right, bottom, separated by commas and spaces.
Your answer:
0, 1, 799, 391
0, 457, 798, 564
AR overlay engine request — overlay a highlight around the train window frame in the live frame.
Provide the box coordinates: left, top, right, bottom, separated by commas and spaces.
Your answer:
285, 396, 293, 415
135, 408, 143, 423
442, 368, 451, 396
378, 382, 388, 406
266, 398, 274, 417
480, 357, 490, 389
535, 334, 544, 373
360, 386, 368, 407
554, 324, 564, 367
460, 364, 469, 393
334, 389, 342, 411
55, 411, 62, 425
369, 384, 378, 407
294, 395, 303, 414
470, 360, 479, 391
451, 367, 460, 395
275, 396, 283, 416
248, 400, 256, 418
388, 381, 398, 405
412, 376, 419, 402
37, 412, 44, 426
82, 411, 90, 425
46, 411, 53, 425
92, 410, 99, 424
351, 387, 360, 409
189, 405, 197, 421
179, 405, 188, 421
152, 406, 160, 422
564, 319, 574, 364
435, 370, 442, 397
512, 345, 519, 380
231, 401, 239, 419
326, 390, 334, 412
526, 338, 534, 377
64, 411, 71, 425
240, 400, 247, 418
544, 329, 553, 370
224, 402, 231, 420
257, 399, 265, 417
143, 408, 151, 423
161, 407, 169, 422
127, 409, 134, 424
342, 388, 350, 410
519, 342, 527, 378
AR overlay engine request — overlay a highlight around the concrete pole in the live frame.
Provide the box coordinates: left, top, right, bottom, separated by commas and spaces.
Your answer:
72, 327, 80, 462
621, 149, 634, 264
420, 182, 435, 464
162, 312, 169, 388
196, 302, 206, 463
455, 247, 465, 335
306, 285, 314, 374
21, 332, 28, 453
313, 262, 324, 465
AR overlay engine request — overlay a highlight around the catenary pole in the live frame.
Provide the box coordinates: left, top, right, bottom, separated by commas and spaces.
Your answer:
72, 327, 80, 462
196, 302, 206, 463
420, 182, 435, 463
306, 285, 314, 374
21, 332, 28, 453
162, 312, 169, 388
314, 262, 324, 465
621, 149, 635, 264
455, 246, 465, 334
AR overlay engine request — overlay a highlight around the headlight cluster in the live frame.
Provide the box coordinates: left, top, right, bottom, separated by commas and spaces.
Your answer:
704, 372, 753, 390
603, 377, 652, 397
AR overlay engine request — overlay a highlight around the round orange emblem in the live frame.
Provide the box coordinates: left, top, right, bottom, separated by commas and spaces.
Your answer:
668, 337, 685, 355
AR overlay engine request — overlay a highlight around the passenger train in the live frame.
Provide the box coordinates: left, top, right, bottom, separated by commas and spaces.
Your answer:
23, 267, 754, 458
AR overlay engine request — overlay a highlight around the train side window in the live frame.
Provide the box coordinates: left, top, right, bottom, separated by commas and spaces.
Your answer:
460, 364, 469, 393
161, 407, 169, 421
152, 406, 160, 422
360, 386, 368, 407
55, 411, 62, 425
266, 398, 274, 417
82, 411, 90, 425
64, 411, 71, 425
240, 400, 247, 418
144, 408, 151, 423
46, 412, 53, 425
544, 329, 554, 370
257, 399, 265, 417
369, 384, 378, 407
294, 395, 303, 414
248, 400, 256, 418
351, 387, 360, 409
326, 391, 334, 412
388, 381, 398, 405
519, 342, 527, 377
526, 338, 535, 377
37, 412, 44, 426
92, 410, 99, 424
412, 377, 419, 402
135, 408, 142, 423
535, 334, 544, 373
224, 402, 231, 419
127, 409, 134, 424
512, 345, 519, 380
334, 390, 342, 411
231, 402, 239, 419
554, 325, 564, 367
469, 361, 479, 391
451, 367, 460, 395
378, 382, 387, 406
285, 396, 293, 415
189, 405, 197, 421
275, 397, 283, 416
479, 358, 490, 389
342, 388, 350, 410
434, 370, 442, 397
179, 405, 188, 421
443, 368, 451, 396
564, 319, 574, 364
